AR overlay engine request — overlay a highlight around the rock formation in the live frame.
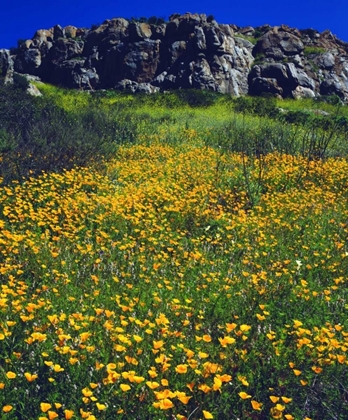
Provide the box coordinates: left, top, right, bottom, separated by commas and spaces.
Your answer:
1, 13, 348, 100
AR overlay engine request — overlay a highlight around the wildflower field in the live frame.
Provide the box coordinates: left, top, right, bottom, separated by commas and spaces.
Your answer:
0, 86, 347, 419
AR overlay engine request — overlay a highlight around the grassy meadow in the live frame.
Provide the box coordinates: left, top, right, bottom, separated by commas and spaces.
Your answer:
0, 83, 347, 419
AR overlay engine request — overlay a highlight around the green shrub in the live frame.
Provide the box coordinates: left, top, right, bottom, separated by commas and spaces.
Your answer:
252, 52, 266, 65
282, 110, 312, 125
235, 33, 258, 45
9, 38, 26, 55
128, 16, 166, 25
0, 84, 137, 183
233, 96, 279, 118
13, 73, 30, 90
315, 94, 341, 105
303, 46, 326, 56
173, 89, 221, 108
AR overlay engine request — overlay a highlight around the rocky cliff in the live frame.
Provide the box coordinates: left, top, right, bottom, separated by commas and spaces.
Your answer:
1, 13, 348, 100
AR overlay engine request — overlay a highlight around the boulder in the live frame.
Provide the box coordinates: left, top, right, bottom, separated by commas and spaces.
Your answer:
194, 27, 207, 51
239, 26, 255, 37
85, 18, 129, 54
53, 25, 65, 40
205, 27, 222, 49
292, 85, 316, 99
121, 40, 160, 83
168, 41, 188, 65
128, 23, 152, 41
33, 29, 54, 44
27, 83, 43, 96
14, 48, 42, 74
151, 23, 166, 40
254, 27, 304, 58
115, 79, 159, 93
0, 49, 14, 83
101, 39, 160, 88
320, 79, 346, 98
249, 77, 283, 96
177, 13, 205, 35
48, 38, 85, 63
50, 59, 99, 90
318, 52, 335, 69
192, 57, 217, 90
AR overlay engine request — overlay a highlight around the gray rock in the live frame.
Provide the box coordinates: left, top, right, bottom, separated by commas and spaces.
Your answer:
27, 83, 42, 96
64, 26, 79, 39
128, 23, 152, 41
318, 52, 335, 69
53, 25, 65, 40
51, 59, 99, 90
14, 48, 42, 74
192, 57, 216, 90
292, 86, 316, 99
33, 29, 54, 44
0, 49, 14, 83
218, 24, 234, 38
254, 28, 304, 58
320, 79, 346, 98
137, 82, 160, 93
234, 37, 254, 50
195, 27, 207, 51
206, 28, 222, 49
121, 40, 160, 83
239, 26, 255, 37
115, 79, 159, 93
249, 77, 283, 96
296, 69, 316, 90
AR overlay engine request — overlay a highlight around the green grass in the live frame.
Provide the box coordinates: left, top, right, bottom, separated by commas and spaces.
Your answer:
303, 46, 326, 56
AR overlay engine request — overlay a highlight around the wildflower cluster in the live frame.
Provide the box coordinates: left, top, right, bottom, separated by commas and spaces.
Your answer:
0, 140, 347, 419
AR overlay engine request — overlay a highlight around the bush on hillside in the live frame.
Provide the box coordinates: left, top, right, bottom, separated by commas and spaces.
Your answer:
173, 89, 221, 107
233, 95, 280, 118
0, 84, 135, 184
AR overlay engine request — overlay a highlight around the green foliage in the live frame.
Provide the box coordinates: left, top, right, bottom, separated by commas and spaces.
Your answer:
253, 27, 269, 38
147, 16, 166, 25
172, 89, 221, 108
90, 23, 101, 30
13, 73, 30, 90
281, 110, 312, 125
233, 95, 280, 118
1, 82, 347, 185
303, 46, 326, 56
9, 38, 26, 55
0, 83, 136, 183
129, 16, 166, 25
315, 94, 342, 106
252, 52, 266, 65
235, 33, 258, 45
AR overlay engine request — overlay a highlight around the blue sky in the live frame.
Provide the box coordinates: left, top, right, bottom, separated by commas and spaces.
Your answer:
1, 0, 346, 49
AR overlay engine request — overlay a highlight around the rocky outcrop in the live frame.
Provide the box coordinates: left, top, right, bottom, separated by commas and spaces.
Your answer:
249, 25, 348, 99
1, 14, 348, 100
0, 49, 14, 83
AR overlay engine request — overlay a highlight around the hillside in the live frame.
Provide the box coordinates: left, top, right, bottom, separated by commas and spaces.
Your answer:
1, 13, 348, 99
1, 80, 348, 185
0, 89, 347, 417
